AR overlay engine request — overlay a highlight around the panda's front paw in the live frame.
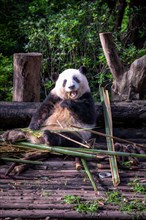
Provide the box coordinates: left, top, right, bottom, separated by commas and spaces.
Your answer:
60, 99, 73, 109
1, 130, 26, 143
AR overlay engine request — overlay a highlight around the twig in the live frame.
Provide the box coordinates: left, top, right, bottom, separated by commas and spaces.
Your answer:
72, 125, 146, 150
5, 162, 17, 176
56, 132, 90, 148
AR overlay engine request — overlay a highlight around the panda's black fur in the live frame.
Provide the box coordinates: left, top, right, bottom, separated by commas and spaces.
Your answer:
27, 66, 96, 147
2, 66, 96, 147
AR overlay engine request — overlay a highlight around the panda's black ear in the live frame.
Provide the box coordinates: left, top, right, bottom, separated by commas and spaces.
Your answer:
51, 73, 59, 82
79, 66, 87, 75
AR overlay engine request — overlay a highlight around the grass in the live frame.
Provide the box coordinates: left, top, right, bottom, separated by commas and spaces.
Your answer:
63, 195, 99, 214
106, 191, 122, 204
64, 187, 146, 216
75, 200, 99, 213
120, 199, 146, 213
128, 178, 146, 194
63, 195, 81, 204
106, 186, 146, 218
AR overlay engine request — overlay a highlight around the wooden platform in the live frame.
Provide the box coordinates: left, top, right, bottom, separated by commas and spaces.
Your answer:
0, 139, 146, 220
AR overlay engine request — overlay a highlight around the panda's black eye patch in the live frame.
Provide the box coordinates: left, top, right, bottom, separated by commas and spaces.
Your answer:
73, 76, 80, 83
63, 79, 67, 87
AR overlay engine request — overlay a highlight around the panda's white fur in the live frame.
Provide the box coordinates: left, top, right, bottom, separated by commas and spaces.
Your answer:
52, 69, 90, 100
41, 68, 94, 141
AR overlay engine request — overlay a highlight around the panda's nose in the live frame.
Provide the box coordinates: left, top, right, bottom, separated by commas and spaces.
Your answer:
68, 85, 75, 90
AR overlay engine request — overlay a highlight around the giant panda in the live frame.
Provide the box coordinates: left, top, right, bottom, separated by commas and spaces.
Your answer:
27, 66, 96, 147
3, 66, 96, 147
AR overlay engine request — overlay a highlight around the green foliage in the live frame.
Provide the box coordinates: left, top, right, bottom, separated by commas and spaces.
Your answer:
0, 0, 146, 100
121, 199, 146, 213
63, 195, 99, 213
106, 188, 146, 216
75, 200, 99, 213
106, 191, 122, 204
0, 54, 13, 101
20, 0, 111, 96
128, 178, 146, 194
63, 195, 81, 204
0, 0, 29, 55
121, 44, 146, 65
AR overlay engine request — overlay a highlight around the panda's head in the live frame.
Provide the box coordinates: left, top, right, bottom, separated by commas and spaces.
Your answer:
53, 66, 90, 100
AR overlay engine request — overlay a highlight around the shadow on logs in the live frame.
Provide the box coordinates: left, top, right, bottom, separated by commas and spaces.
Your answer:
0, 101, 146, 130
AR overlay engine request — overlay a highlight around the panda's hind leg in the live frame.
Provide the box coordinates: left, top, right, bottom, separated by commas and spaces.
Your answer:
43, 130, 82, 147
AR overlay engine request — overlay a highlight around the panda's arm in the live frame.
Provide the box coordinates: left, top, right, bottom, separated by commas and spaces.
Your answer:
61, 92, 96, 124
29, 93, 61, 130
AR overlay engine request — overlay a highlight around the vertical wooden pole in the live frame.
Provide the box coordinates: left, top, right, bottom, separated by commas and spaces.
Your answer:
99, 32, 124, 81
13, 53, 42, 102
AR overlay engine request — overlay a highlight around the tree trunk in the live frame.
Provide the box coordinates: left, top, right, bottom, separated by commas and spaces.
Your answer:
99, 32, 124, 81
13, 53, 42, 102
114, 0, 127, 31
99, 32, 146, 101
0, 101, 146, 129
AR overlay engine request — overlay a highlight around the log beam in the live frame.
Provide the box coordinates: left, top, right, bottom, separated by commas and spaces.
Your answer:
0, 101, 146, 129
0, 102, 41, 129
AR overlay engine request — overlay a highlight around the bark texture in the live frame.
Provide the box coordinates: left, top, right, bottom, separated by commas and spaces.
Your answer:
13, 53, 42, 102
99, 32, 146, 101
0, 101, 146, 129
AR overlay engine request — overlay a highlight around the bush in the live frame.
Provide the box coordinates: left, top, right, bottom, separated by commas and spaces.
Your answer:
0, 54, 13, 101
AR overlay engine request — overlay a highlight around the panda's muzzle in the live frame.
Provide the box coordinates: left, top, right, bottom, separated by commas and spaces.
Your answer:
67, 91, 78, 99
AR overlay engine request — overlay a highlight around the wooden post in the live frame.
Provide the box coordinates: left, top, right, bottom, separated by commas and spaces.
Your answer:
99, 32, 124, 81
13, 53, 42, 102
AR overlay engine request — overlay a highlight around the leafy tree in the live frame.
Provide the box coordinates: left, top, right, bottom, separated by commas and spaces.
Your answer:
0, 0, 145, 101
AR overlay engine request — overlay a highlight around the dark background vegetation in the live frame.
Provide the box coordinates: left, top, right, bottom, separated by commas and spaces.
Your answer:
0, 0, 146, 101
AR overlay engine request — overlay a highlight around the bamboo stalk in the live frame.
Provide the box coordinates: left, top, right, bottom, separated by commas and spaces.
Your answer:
15, 142, 97, 159
58, 146, 146, 159
1, 127, 146, 150
75, 157, 82, 170
11, 142, 146, 159
81, 158, 98, 192
99, 87, 120, 186
0, 157, 43, 165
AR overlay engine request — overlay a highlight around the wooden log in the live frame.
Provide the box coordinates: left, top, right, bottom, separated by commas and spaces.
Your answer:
0, 209, 145, 219
0, 101, 146, 129
0, 101, 41, 129
13, 53, 42, 102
